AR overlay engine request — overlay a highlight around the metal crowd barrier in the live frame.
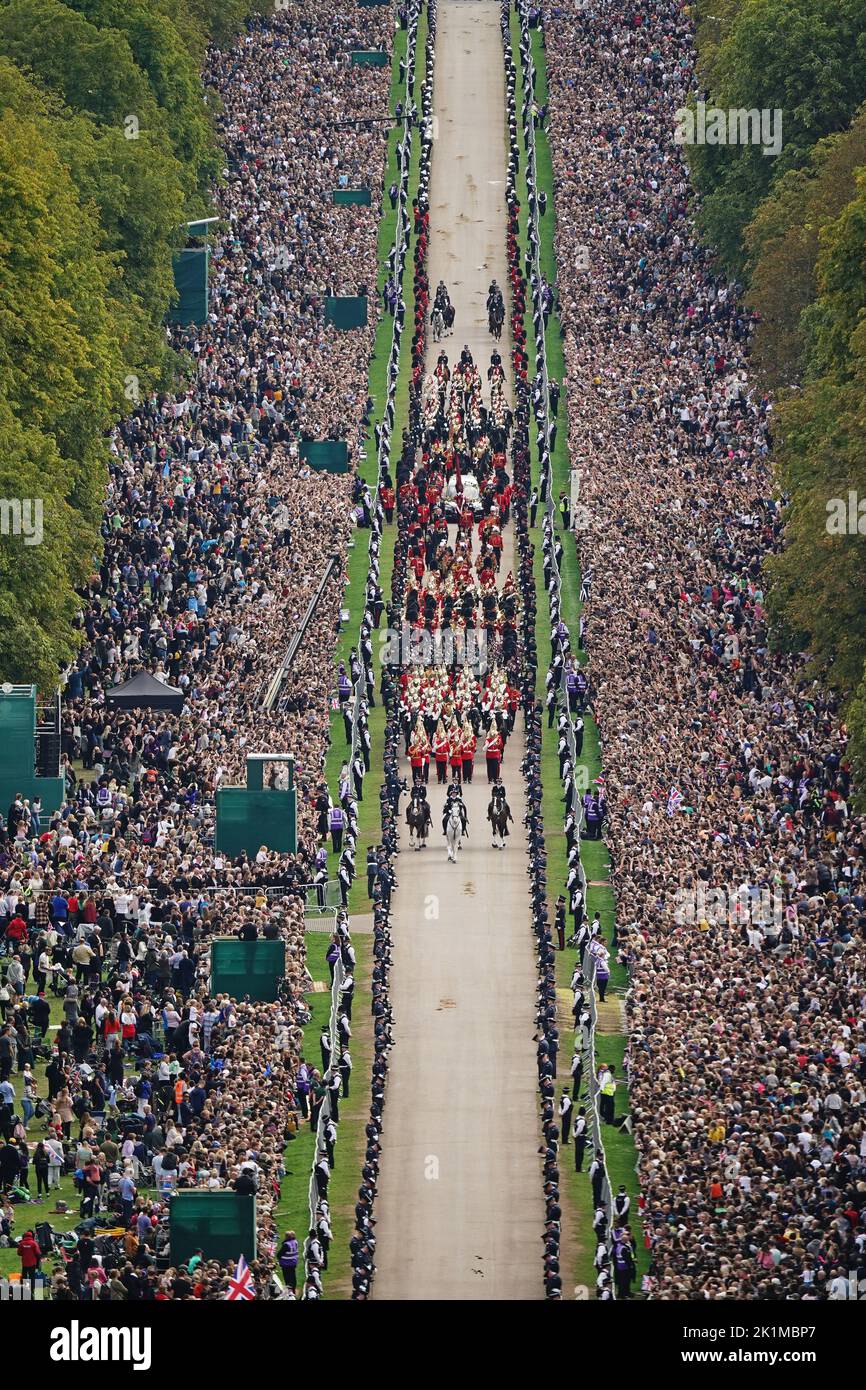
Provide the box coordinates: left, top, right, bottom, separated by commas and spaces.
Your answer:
303, 953, 346, 1291
0, 1278, 49, 1301
208, 882, 343, 916
265, 554, 342, 711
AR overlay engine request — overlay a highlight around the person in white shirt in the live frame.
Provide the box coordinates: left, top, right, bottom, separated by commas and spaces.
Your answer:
828, 1270, 852, 1299
45, 1138, 64, 1188
37, 950, 53, 989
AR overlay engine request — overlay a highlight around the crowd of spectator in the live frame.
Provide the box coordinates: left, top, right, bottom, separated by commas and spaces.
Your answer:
539, 0, 866, 1298
0, 0, 402, 1298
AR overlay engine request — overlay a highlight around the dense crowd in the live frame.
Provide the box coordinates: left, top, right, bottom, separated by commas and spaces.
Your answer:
7, 0, 864, 1308
0, 0, 401, 1298
62, 0, 400, 876
539, 0, 866, 1298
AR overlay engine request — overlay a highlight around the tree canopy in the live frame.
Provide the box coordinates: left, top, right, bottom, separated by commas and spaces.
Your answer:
0, 0, 258, 691
689, 0, 866, 791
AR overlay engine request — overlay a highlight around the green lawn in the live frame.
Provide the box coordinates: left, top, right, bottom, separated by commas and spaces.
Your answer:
510, 11, 644, 1294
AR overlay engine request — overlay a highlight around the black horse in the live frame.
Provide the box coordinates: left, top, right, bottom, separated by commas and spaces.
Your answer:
488, 295, 504, 340
487, 790, 513, 848
406, 792, 432, 848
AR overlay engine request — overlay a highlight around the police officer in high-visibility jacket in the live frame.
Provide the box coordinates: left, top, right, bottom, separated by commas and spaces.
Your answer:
484, 726, 503, 783
599, 1064, 616, 1125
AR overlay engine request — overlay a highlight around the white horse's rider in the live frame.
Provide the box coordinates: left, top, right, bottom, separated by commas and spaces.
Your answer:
441, 782, 468, 836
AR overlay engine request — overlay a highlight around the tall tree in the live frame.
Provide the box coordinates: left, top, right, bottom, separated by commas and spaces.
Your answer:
688, 0, 866, 273
61, 0, 221, 197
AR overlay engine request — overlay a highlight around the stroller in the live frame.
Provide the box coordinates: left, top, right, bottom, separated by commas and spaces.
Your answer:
35, 1221, 55, 1257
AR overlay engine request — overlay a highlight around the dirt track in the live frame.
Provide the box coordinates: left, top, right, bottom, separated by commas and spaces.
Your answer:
371, 0, 544, 1301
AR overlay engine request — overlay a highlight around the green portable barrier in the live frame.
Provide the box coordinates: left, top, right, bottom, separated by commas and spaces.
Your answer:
300, 440, 349, 473
0, 687, 65, 814
351, 49, 389, 66
167, 248, 209, 325
0, 688, 34, 786
332, 188, 372, 206
170, 1192, 257, 1266
215, 787, 297, 858
325, 295, 368, 329
211, 939, 286, 1003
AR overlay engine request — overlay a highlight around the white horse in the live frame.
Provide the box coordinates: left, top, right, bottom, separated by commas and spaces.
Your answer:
431, 306, 445, 342
445, 803, 464, 862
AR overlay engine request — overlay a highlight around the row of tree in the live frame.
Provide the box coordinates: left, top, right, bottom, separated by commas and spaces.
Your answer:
0, 0, 259, 690
688, 0, 866, 786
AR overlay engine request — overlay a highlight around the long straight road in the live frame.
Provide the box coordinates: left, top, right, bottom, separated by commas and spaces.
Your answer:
372, 0, 544, 1301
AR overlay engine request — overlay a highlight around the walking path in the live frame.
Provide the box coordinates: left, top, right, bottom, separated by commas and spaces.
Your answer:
372, 0, 544, 1300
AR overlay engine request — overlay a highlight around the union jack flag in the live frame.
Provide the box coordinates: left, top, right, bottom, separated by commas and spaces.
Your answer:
666, 785, 683, 817
226, 1254, 256, 1301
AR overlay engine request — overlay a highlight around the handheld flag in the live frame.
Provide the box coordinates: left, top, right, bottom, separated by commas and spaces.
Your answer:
226, 1253, 256, 1301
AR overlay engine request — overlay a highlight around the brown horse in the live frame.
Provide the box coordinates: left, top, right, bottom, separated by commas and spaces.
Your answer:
406, 795, 432, 849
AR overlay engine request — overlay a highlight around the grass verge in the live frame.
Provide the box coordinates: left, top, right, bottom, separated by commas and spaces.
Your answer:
286, 10, 428, 1296
510, 9, 645, 1293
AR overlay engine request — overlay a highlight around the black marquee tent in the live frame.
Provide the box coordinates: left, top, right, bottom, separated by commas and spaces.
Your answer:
106, 671, 185, 714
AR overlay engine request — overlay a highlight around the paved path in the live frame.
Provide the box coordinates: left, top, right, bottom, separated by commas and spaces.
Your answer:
372, 0, 543, 1301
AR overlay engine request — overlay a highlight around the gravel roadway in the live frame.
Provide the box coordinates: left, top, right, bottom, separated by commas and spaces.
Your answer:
371, 0, 544, 1301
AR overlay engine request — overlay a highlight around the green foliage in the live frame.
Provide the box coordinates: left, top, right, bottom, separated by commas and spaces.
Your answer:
801, 169, 866, 377
0, 0, 158, 126
0, 404, 96, 691
767, 376, 866, 694
0, 58, 181, 387
745, 107, 866, 387
689, 0, 866, 789
0, 99, 124, 520
0, 0, 254, 692
160, 0, 263, 50
766, 194, 866, 714
62, 0, 221, 195
689, 0, 866, 274
0, 0, 214, 195
846, 664, 866, 793
0, 102, 107, 688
